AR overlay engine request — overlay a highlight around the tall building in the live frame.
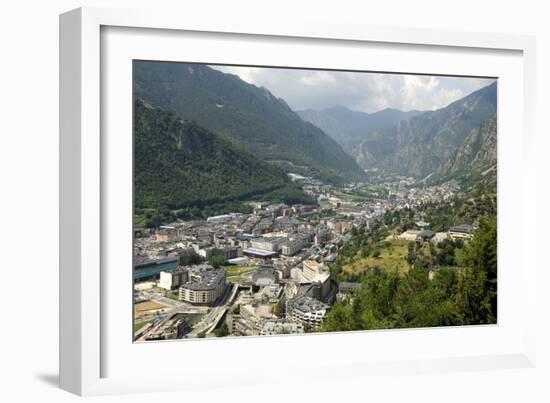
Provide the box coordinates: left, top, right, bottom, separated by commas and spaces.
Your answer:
314, 226, 331, 246
302, 260, 331, 299
179, 265, 226, 305
159, 268, 188, 290
281, 238, 304, 256
250, 236, 287, 252
286, 296, 329, 329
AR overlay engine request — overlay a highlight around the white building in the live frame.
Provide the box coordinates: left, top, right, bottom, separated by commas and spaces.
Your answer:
158, 268, 188, 290
250, 236, 287, 252
302, 260, 331, 299
259, 320, 305, 336
281, 238, 304, 256
286, 296, 329, 328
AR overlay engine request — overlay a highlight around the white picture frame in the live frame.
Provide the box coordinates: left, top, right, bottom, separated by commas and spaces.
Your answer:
59, 6, 537, 396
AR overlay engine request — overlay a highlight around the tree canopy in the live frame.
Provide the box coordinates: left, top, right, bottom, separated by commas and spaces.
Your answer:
321, 217, 497, 332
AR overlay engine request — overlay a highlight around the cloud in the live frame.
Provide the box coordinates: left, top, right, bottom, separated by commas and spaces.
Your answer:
299, 71, 337, 86
212, 65, 494, 113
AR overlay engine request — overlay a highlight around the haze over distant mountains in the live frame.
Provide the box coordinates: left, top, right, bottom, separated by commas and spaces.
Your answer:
297, 106, 423, 154
298, 81, 497, 182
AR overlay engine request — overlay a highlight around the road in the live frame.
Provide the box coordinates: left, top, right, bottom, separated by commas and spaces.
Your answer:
138, 283, 239, 340
187, 283, 239, 336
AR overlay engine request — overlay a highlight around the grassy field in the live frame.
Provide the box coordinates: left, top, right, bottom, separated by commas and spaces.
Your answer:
332, 192, 358, 202
343, 239, 411, 275
165, 291, 180, 301
227, 275, 252, 285
365, 183, 386, 192
133, 214, 148, 229
318, 200, 332, 209
224, 265, 258, 285
133, 321, 150, 333
223, 264, 258, 277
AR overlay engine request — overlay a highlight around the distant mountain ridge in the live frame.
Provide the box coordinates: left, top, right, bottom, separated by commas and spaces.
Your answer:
362, 81, 497, 178
297, 105, 423, 154
298, 82, 497, 181
134, 61, 366, 183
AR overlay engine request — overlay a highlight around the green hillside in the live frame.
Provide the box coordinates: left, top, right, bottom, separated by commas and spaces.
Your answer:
134, 98, 313, 226
133, 61, 366, 183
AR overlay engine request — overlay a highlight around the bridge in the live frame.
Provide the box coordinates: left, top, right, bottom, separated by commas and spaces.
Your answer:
139, 282, 240, 340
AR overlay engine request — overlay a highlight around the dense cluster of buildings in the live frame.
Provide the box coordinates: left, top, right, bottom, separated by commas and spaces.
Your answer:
388, 180, 460, 207
143, 316, 187, 341
133, 175, 472, 341
133, 198, 361, 339
159, 264, 227, 305
133, 198, 362, 283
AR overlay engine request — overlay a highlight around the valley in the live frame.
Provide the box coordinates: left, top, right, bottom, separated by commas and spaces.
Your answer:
132, 62, 497, 340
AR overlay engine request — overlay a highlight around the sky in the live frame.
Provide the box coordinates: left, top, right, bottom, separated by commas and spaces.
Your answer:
211, 65, 495, 114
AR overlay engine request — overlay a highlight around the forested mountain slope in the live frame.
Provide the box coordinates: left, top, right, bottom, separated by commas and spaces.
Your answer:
134, 98, 311, 221
134, 61, 366, 183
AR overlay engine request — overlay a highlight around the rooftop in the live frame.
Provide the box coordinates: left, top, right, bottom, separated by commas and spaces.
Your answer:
287, 295, 329, 314
449, 224, 474, 234
134, 255, 179, 268
251, 236, 288, 243
161, 267, 187, 275
243, 248, 279, 257
251, 266, 279, 285
260, 320, 304, 335
181, 266, 225, 291
338, 282, 361, 292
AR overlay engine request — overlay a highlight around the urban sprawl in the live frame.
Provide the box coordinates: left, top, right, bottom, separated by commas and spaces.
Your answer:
134, 175, 475, 341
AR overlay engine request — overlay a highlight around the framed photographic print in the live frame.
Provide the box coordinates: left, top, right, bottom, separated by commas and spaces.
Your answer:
131, 60, 498, 340
60, 6, 537, 396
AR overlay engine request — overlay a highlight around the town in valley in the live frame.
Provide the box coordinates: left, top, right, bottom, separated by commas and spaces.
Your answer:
133, 62, 497, 341
134, 175, 476, 341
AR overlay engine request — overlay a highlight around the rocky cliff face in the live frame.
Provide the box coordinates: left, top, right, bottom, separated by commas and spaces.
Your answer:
352, 82, 497, 179
444, 115, 497, 174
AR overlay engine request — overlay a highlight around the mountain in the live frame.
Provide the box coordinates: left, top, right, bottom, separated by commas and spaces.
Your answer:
352, 82, 497, 178
297, 105, 422, 153
134, 98, 312, 215
445, 115, 497, 174
133, 61, 366, 183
